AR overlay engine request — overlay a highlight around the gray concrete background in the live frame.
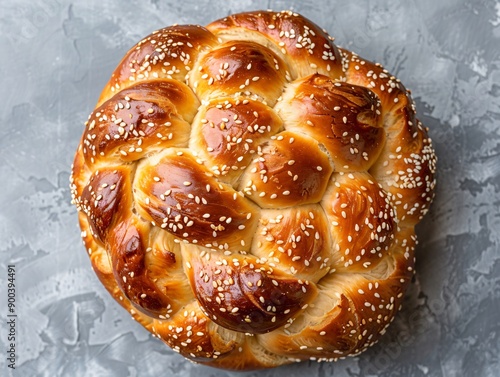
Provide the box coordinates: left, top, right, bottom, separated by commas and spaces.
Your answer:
1, 0, 499, 376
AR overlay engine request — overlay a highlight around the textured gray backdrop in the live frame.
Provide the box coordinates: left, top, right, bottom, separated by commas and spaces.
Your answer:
1, 0, 499, 376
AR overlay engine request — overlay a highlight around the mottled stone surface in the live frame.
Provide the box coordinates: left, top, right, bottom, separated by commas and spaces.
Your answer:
1, 0, 499, 376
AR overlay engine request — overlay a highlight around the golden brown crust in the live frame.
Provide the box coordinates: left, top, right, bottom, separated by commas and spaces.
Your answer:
82, 80, 198, 166
207, 10, 344, 80
183, 247, 317, 334
258, 227, 416, 360
189, 96, 283, 185
70, 10, 437, 371
321, 171, 397, 273
134, 149, 260, 252
239, 131, 334, 208
251, 205, 333, 282
98, 25, 219, 105
79, 168, 128, 242
275, 74, 385, 171
189, 40, 288, 105
107, 217, 175, 317
369, 121, 437, 225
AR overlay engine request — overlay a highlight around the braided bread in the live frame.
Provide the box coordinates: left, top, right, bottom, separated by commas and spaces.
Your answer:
70, 10, 437, 370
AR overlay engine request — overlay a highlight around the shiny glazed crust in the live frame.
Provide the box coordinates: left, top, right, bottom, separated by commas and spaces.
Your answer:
70, 10, 437, 370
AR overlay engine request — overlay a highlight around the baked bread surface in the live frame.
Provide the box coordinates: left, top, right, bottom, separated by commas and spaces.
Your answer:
70, 10, 436, 370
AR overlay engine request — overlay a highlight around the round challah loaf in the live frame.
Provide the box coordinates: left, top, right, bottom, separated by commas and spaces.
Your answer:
70, 10, 437, 370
